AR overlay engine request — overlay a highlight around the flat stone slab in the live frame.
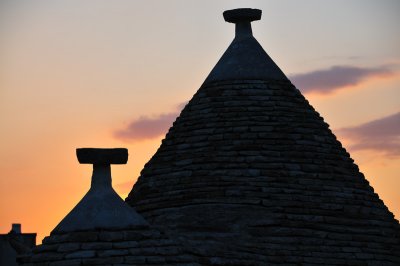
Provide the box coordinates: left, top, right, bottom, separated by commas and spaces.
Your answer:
77, 148, 128, 165
223, 8, 261, 23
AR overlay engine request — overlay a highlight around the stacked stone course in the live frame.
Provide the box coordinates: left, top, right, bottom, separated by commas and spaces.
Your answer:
19, 228, 196, 266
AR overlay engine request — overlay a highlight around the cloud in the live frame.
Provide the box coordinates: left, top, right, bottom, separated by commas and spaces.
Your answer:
290, 65, 393, 94
114, 112, 178, 141
114, 102, 187, 142
336, 112, 400, 157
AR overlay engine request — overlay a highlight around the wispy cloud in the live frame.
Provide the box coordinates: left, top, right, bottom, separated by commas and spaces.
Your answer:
114, 102, 187, 142
114, 112, 178, 141
336, 112, 400, 157
114, 65, 397, 144
290, 65, 394, 94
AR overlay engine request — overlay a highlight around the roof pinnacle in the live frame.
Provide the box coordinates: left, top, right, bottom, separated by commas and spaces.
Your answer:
223, 8, 262, 38
52, 147, 147, 234
77, 148, 128, 189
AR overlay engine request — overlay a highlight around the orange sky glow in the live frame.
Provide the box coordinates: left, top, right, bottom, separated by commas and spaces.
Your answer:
1, 1, 399, 243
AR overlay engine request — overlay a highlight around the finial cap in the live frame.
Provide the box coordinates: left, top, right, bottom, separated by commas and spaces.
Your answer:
76, 148, 128, 165
223, 8, 261, 23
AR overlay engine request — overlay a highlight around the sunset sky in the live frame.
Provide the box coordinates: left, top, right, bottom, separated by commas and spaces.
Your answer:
1, 0, 399, 243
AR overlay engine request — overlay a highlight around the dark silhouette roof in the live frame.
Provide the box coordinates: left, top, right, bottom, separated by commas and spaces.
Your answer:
127, 8, 400, 265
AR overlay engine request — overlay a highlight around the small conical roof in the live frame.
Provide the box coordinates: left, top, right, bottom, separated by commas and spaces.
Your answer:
53, 148, 147, 233
127, 8, 400, 264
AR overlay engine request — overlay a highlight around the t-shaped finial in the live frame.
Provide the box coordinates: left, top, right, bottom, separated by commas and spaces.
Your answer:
52, 147, 148, 233
76, 148, 128, 189
77, 148, 128, 165
223, 8, 261, 38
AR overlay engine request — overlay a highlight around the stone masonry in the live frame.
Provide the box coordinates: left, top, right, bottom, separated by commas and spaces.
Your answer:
19, 228, 196, 266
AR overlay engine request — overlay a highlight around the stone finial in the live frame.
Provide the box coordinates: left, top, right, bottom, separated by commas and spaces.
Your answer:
223, 8, 261, 23
52, 147, 147, 234
202, 8, 287, 85
77, 148, 128, 189
76, 148, 128, 165
223, 8, 261, 38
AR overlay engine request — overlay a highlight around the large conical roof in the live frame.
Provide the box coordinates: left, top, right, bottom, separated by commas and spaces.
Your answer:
127, 8, 400, 265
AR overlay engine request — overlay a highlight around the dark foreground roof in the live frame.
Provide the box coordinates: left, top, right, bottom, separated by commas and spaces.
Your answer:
127, 8, 400, 265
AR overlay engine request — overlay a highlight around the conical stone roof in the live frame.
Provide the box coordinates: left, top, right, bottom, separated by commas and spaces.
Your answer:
127, 8, 400, 265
